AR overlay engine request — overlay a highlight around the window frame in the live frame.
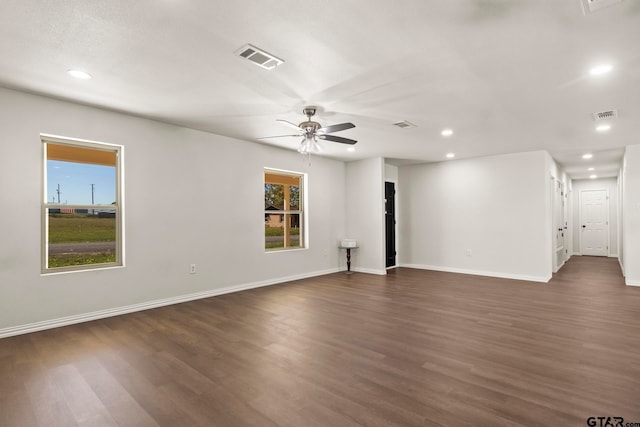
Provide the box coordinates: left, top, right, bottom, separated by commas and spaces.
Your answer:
41, 134, 124, 274
264, 168, 306, 252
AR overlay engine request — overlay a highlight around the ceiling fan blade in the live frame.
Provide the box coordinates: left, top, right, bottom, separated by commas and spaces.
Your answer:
317, 122, 355, 134
318, 134, 357, 145
257, 134, 302, 139
276, 119, 303, 132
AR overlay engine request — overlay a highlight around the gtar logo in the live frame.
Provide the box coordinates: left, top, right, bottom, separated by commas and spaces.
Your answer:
586, 417, 624, 427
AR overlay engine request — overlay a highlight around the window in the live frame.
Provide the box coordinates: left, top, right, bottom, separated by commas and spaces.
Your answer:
264, 169, 304, 251
42, 135, 123, 272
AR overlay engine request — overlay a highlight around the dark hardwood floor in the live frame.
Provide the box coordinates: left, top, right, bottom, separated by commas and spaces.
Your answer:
2, 256, 640, 426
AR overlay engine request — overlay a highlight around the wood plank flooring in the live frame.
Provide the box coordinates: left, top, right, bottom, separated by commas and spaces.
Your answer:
2, 256, 640, 426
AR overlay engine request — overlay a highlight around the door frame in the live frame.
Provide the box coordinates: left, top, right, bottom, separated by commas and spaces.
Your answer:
578, 188, 610, 256
551, 177, 566, 273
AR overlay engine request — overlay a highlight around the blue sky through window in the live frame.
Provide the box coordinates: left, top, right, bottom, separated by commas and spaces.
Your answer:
47, 160, 116, 205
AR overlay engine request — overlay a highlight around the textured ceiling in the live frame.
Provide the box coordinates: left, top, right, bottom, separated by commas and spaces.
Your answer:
1, 0, 638, 179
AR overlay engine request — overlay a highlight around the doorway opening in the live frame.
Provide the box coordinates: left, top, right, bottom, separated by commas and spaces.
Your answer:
385, 181, 396, 268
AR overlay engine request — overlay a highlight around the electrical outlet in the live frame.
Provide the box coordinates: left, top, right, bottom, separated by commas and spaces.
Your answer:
190, 264, 196, 274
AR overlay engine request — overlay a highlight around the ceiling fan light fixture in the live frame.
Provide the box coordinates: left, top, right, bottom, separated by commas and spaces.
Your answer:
267, 108, 357, 161
298, 136, 320, 154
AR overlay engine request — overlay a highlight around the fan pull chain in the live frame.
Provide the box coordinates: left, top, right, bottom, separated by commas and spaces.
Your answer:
302, 151, 312, 166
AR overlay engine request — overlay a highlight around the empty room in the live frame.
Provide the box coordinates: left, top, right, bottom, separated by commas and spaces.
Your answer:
1, 1, 640, 426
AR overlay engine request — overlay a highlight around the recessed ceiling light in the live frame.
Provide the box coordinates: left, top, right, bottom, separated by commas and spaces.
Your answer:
589, 64, 613, 76
347, 147, 355, 152
582, 153, 593, 159
67, 69, 92, 80
588, 167, 595, 171
596, 124, 611, 132
589, 174, 598, 179
446, 153, 455, 159
441, 129, 453, 137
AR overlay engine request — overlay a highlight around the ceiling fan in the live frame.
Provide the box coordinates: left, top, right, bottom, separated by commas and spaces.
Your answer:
260, 106, 357, 155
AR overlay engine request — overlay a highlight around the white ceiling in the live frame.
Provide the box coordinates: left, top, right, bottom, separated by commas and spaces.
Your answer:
1, 0, 638, 179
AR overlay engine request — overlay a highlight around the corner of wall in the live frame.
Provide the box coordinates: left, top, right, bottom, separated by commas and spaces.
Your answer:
345, 158, 386, 273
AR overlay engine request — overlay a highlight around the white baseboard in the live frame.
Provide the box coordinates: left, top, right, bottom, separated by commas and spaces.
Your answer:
351, 267, 387, 275
400, 263, 551, 283
619, 258, 625, 276
0, 267, 340, 339
573, 253, 620, 259
626, 279, 640, 287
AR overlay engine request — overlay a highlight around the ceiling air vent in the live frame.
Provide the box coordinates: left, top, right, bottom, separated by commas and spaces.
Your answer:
592, 110, 618, 121
393, 120, 416, 129
581, 0, 623, 14
236, 44, 284, 70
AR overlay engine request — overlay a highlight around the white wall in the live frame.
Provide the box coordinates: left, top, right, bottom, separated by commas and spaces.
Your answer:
621, 144, 640, 286
571, 178, 619, 257
384, 163, 398, 182
345, 158, 386, 274
618, 165, 624, 274
0, 87, 348, 335
398, 151, 551, 282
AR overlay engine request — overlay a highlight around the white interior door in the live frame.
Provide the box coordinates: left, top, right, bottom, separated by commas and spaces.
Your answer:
580, 189, 609, 256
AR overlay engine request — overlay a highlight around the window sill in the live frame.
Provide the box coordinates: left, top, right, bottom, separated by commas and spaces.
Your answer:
264, 247, 308, 254
41, 263, 124, 276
